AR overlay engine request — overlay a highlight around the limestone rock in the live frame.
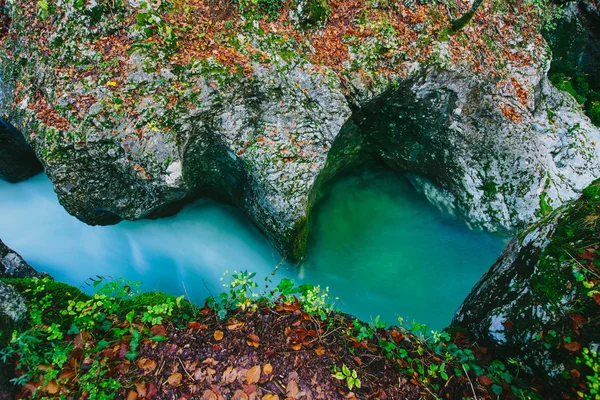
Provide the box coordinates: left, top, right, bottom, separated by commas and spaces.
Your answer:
0, 239, 46, 278
453, 181, 600, 380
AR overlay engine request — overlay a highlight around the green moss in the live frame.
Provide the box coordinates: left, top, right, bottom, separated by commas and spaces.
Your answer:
482, 181, 498, 197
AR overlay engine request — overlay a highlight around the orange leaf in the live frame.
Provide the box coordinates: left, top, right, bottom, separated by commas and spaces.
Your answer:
137, 358, 157, 374
315, 346, 325, 356
564, 342, 581, 352
150, 325, 166, 337
290, 342, 302, 351
214, 330, 224, 341
45, 380, 59, 394
232, 390, 249, 400
246, 334, 260, 347
247, 365, 261, 384
226, 321, 245, 331
126, 390, 138, 400
263, 363, 273, 375
167, 372, 183, 387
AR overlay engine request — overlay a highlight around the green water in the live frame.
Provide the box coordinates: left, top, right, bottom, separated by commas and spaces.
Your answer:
298, 169, 509, 330
0, 169, 508, 331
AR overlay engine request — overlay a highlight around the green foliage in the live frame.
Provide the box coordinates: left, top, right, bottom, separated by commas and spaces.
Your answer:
234, 0, 285, 20
0, 277, 190, 398
301, 0, 331, 27
549, 72, 600, 127
332, 364, 362, 390
577, 348, 600, 399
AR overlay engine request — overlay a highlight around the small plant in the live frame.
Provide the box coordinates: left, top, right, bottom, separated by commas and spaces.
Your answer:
578, 348, 600, 399
332, 364, 362, 391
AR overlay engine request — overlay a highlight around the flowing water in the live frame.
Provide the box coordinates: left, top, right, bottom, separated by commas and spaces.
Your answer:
0, 169, 508, 330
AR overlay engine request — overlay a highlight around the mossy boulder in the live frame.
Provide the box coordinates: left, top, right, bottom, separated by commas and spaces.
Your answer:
453, 180, 600, 389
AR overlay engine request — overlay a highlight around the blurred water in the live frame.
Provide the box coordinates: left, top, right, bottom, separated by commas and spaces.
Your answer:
0, 170, 508, 330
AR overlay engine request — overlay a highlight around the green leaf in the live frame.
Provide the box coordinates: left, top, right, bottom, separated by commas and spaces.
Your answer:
149, 335, 167, 342
491, 384, 503, 395
342, 365, 350, 377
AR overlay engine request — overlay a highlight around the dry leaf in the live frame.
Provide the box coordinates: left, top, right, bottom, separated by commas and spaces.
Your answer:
45, 380, 59, 394
126, 390, 138, 400
167, 372, 183, 387
263, 363, 273, 375
289, 342, 302, 351
247, 365, 261, 384
226, 321, 245, 331
564, 341, 581, 352
200, 390, 218, 400
232, 390, 249, 400
246, 334, 260, 347
137, 358, 157, 375
286, 380, 299, 399
214, 330, 224, 341
222, 366, 238, 383
262, 395, 280, 400
315, 346, 325, 356
135, 382, 147, 398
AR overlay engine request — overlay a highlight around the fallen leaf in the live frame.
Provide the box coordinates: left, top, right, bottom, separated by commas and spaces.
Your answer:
232, 390, 249, 400
200, 390, 218, 400
289, 341, 302, 351
126, 390, 138, 400
135, 382, 147, 397
45, 380, 59, 394
146, 382, 157, 399
214, 330, 224, 341
263, 363, 273, 375
262, 395, 279, 400
570, 369, 581, 382
150, 325, 166, 337
247, 334, 260, 347
226, 321, 245, 331
315, 346, 325, 356
167, 372, 183, 387
222, 366, 237, 383
247, 365, 261, 384
286, 380, 299, 398
478, 375, 493, 386
564, 342, 581, 352
137, 358, 157, 375
390, 329, 405, 342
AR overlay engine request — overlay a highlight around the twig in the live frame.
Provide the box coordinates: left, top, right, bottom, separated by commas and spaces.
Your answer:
181, 281, 197, 314
177, 357, 194, 380
463, 364, 478, 400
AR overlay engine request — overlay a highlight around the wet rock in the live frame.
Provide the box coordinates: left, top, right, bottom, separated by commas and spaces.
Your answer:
453, 181, 600, 381
0, 239, 47, 278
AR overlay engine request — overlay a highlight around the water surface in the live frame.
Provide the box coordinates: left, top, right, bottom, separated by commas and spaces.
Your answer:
0, 170, 508, 330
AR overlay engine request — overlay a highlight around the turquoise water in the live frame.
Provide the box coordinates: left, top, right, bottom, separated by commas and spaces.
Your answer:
0, 170, 508, 330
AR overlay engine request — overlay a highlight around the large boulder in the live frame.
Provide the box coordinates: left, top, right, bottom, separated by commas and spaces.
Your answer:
453, 180, 600, 391
1, 0, 599, 260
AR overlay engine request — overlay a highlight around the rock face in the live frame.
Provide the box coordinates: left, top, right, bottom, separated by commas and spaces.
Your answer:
0, 239, 46, 278
453, 181, 600, 380
1, 1, 600, 260
0, 117, 42, 182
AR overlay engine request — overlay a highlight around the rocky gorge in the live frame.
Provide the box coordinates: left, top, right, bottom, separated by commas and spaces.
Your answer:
0, 0, 600, 398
